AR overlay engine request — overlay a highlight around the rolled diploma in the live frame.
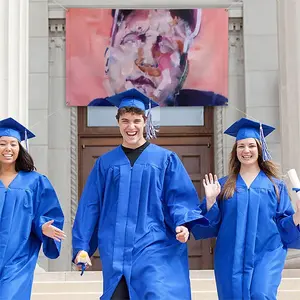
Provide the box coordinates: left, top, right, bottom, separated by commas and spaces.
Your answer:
287, 169, 300, 200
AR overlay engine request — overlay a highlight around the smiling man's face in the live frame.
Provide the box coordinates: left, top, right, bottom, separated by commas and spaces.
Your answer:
118, 112, 146, 149
107, 9, 191, 106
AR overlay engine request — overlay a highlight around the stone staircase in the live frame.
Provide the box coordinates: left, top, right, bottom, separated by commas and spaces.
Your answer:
32, 270, 300, 299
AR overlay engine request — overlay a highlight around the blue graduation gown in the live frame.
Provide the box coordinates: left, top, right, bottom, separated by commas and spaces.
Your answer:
0, 171, 64, 300
72, 144, 208, 300
192, 171, 300, 300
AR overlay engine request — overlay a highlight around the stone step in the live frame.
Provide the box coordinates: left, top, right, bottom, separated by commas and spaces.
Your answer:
30, 290, 300, 300
32, 270, 300, 300
33, 269, 300, 282
32, 277, 300, 293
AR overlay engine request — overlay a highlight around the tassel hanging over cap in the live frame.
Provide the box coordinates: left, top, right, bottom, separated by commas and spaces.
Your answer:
24, 129, 29, 151
259, 123, 272, 161
145, 100, 159, 140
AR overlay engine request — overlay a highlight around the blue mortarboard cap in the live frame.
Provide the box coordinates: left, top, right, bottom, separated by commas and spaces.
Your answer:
0, 117, 35, 142
224, 118, 275, 161
106, 88, 159, 111
224, 118, 275, 140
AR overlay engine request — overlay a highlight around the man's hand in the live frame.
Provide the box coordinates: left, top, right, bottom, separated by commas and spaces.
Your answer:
75, 250, 92, 271
42, 220, 66, 242
176, 226, 189, 243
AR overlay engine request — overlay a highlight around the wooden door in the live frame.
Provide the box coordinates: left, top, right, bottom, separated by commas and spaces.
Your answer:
78, 107, 215, 270
155, 138, 214, 269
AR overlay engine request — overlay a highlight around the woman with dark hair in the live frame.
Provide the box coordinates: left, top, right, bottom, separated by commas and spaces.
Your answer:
192, 118, 300, 300
0, 117, 65, 300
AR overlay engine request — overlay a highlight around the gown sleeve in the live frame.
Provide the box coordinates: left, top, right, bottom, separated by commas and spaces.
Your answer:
162, 152, 210, 231
276, 182, 300, 249
32, 175, 65, 259
190, 198, 221, 240
72, 158, 103, 260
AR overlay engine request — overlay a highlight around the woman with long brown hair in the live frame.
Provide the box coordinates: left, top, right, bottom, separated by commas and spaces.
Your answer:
192, 118, 300, 300
0, 117, 65, 300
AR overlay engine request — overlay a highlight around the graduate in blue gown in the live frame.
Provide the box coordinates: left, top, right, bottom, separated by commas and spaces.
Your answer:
191, 118, 300, 300
72, 88, 210, 300
0, 118, 65, 300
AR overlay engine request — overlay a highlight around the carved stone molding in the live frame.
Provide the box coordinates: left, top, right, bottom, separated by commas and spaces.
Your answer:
70, 107, 78, 224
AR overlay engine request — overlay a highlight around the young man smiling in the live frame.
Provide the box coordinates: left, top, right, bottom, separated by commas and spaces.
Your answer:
117, 106, 147, 149
72, 88, 210, 300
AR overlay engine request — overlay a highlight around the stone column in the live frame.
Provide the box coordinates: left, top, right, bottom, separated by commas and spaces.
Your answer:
277, 0, 300, 268
0, 0, 43, 272
0, 1, 8, 116
0, 0, 29, 126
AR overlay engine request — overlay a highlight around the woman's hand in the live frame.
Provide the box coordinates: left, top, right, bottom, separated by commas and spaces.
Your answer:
203, 173, 221, 211
293, 199, 300, 226
42, 220, 66, 242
